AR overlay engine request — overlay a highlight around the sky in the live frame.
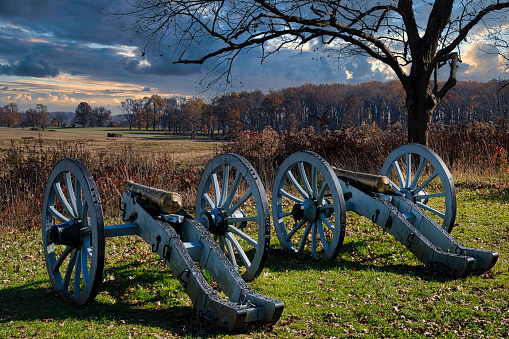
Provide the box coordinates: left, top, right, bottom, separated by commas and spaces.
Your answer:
0, 0, 508, 114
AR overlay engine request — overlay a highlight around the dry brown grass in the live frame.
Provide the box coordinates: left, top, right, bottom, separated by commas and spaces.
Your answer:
0, 127, 221, 166
0, 128, 221, 233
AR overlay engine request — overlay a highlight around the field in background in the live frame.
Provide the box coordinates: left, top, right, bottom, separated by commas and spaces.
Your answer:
1, 125, 509, 338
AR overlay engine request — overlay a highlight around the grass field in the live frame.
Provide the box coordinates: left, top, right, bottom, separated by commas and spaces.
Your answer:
1, 127, 508, 338
0, 127, 221, 166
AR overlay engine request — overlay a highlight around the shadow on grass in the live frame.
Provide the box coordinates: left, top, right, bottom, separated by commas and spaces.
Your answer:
0, 265, 266, 337
266, 240, 458, 284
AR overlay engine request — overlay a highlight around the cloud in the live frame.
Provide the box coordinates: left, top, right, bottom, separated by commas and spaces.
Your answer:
457, 42, 507, 81
1, 93, 32, 102
0, 51, 59, 77
141, 86, 151, 92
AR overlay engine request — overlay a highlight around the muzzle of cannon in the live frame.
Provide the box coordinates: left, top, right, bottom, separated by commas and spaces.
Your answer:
332, 167, 392, 193
272, 144, 498, 277
120, 180, 182, 213
41, 154, 283, 331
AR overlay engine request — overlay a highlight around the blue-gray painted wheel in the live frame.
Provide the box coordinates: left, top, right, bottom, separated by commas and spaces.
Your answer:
381, 144, 457, 233
42, 158, 105, 305
272, 151, 346, 260
196, 153, 270, 281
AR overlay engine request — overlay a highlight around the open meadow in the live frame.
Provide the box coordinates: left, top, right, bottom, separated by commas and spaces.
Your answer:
1, 125, 509, 338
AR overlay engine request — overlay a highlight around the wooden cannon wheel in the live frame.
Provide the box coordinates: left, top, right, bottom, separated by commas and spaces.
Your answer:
196, 153, 271, 281
272, 151, 347, 260
380, 144, 457, 233
42, 158, 105, 305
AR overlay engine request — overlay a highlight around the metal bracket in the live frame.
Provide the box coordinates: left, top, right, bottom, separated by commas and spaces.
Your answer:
384, 215, 393, 230
372, 209, 380, 223
163, 243, 172, 260
178, 269, 191, 288
151, 235, 161, 253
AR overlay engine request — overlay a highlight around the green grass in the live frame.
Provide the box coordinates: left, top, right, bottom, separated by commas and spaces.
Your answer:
1, 185, 509, 338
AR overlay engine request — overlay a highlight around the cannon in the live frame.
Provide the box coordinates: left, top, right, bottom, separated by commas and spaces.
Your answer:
41, 154, 283, 331
271, 144, 498, 277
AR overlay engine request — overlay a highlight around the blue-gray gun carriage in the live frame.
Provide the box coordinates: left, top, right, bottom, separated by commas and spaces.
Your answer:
272, 144, 498, 277
41, 154, 283, 331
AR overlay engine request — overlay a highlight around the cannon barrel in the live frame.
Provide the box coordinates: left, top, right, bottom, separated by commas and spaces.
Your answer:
332, 167, 392, 193
121, 180, 182, 213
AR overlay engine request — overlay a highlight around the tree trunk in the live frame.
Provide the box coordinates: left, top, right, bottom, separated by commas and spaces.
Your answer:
406, 73, 438, 146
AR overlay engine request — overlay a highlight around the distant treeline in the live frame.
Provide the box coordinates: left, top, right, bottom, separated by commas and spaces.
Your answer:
1, 80, 508, 133
118, 80, 509, 136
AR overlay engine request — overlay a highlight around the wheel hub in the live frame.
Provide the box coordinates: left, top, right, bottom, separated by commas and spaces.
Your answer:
204, 209, 228, 236
47, 218, 81, 248
292, 198, 319, 222
400, 188, 428, 205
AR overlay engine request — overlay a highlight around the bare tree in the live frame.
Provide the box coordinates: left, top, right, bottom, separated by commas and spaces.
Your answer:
121, 0, 509, 145
497, 80, 509, 130
120, 98, 136, 129
54, 112, 68, 127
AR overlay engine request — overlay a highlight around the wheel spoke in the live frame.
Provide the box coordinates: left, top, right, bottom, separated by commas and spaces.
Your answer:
218, 236, 226, 253
227, 215, 258, 224
388, 178, 401, 192
392, 161, 405, 188
311, 166, 318, 196
318, 181, 328, 201
287, 170, 309, 199
298, 162, 313, 197
74, 248, 82, 296
285, 219, 307, 242
75, 177, 83, 219
63, 249, 78, 291
212, 173, 220, 206
417, 202, 446, 219
53, 246, 73, 273
226, 233, 252, 268
317, 220, 329, 251
415, 171, 439, 194
227, 226, 258, 248
81, 200, 89, 227
83, 236, 93, 260
410, 157, 426, 190
49, 206, 69, 223
311, 222, 317, 259
279, 211, 293, 218
298, 222, 312, 253
320, 214, 335, 231
81, 246, 89, 285
279, 189, 302, 203
203, 193, 215, 209
64, 172, 78, 217
226, 189, 252, 216
416, 192, 446, 200
405, 154, 412, 188
219, 165, 229, 206
222, 170, 241, 209
54, 182, 75, 218
224, 237, 237, 268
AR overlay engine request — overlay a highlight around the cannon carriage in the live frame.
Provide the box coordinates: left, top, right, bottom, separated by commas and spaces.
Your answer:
41, 144, 497, 330
271, 144, 497, 277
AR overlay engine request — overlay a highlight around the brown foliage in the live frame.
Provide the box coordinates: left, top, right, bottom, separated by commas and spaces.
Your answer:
224, 122, 509, 186
0, 139, 199, 233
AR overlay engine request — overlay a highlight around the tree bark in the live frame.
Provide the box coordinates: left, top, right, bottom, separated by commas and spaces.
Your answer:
405, 70, 438, 146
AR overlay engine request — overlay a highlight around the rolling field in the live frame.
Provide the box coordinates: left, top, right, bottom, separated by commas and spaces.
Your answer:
1, 127, 508, 338
0, 127, 221, 166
